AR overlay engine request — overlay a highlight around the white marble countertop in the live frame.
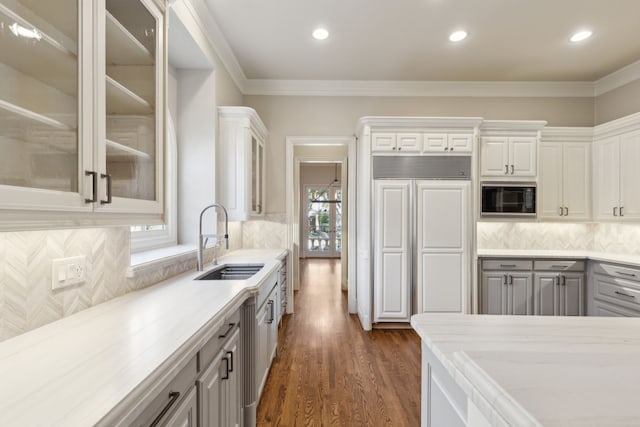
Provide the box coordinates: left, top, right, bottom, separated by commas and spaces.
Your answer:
477, 248, 640, 267
0, 248, 287, 426
411, 313, 640, 426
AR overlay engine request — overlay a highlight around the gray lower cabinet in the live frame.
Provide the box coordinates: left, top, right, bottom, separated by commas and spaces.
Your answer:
591, 262, 640, 316
164, 386, 198, 427
480, 259, 533, 315
481, 258, 585, 316
481, 271, 533, 315
256, 283, 278, 399
197, 323, 242, 427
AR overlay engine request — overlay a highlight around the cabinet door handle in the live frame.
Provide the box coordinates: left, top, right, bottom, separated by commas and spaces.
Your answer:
84, 171, 97, 203
615, 291, 635, 299
392, 146, 397, 150
555, 276, 559, 286
150, 391, 181, 427
398, 146, 402, 151
561, 275, 566, 286
444, 146, 449, 151
222, 356, 230, 380
505, 165, 509, 174
510, 165, 515, 175
267, 300, 274, 324
226, 350, 234, 372
450, 147, 454, 151
509, 275, 513, 285
559, 207, 564, 216
564, 207, 569, 216
616, 271, 637, 278
620, 206, 624, 217
100, 173, 112, 204
503, 274, 508, 285
551, 265, 567, 269
218, 323, 235, 339
613, 207, 618, 216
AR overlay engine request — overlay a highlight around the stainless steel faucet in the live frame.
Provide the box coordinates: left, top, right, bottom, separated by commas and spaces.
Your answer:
197, 203, 229, 271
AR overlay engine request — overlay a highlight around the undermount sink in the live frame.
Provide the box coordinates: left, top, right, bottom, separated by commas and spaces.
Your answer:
195, 263, 264, 281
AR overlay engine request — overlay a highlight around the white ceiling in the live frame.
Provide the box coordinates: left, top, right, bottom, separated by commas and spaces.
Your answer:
203, 0, 640, 84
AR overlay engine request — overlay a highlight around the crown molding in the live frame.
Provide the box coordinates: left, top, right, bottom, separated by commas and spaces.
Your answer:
593, 111, 640, 139
541, 127, 593, 142
594, 59, 640, 97
243, 79, 595, 98
183, 0, 248, 91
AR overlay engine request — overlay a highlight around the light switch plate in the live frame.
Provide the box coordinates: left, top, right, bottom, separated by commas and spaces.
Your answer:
52, 255, 87, 290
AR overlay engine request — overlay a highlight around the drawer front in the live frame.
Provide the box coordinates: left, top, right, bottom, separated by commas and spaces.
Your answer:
593, 299, 640, 317
534, 260, 585, 271
132, 355, 198, 427
595, 274, 640, 309
592, 262, 640, 281
397, 133, 422, 152
199, 309, 240, 370
482, 259, 532, 271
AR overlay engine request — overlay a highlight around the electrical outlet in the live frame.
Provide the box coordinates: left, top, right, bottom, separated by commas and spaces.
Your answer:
52, 255, 87, 290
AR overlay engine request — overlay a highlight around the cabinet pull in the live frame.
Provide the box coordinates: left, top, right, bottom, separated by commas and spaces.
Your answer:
613, 207, 618, 216
398, 146, 402, 151
561, 275, 566, 286
504, 165, 509, 174
615, 291, 635, 299
564, 207, 569, 216
559, 207, 564, 216
218, 323, 235, 339
503, 274, 508, 285
500, 264, 517, 268
510, 164, 515, 175
620, 206, 624, 217
100, 173, 112, 204
392, 146, 397, 150
267, 300, 275, 324
444, 147, 449, 151
450, 147, 454, 151
226, 350, 234, 372
508, 275, 513, 285
222, 356, 230, 380
149, 391, 181, 427
551, 265, 568, 269
555, 276, 559, 286
84, 171, 97, 203
616, 271, 637, 278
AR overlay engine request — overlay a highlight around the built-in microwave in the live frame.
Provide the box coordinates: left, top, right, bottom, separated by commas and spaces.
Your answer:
481, 183, 536, 217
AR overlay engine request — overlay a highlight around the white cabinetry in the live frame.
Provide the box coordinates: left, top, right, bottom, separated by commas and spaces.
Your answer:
416, 181, 469, 314
0, 0, 166, 227
593, 117, 640, 221
423, 133, 473, 153
590, 262, 640, 317
371, 132, 421, 153
480, 121, 546, 179
539, 128, 591, 220
374, 180, 411, 322
218, 107, 268, 221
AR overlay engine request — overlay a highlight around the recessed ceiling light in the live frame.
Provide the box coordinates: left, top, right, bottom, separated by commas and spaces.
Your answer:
570, 30, 593, 42
449, 30, 468, 42
312, 28, 329, 40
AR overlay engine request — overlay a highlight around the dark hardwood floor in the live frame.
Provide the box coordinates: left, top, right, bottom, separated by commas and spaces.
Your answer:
257, 258, 421, 426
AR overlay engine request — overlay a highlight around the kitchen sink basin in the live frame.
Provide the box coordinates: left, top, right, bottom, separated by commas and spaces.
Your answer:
195, 263, 264, 281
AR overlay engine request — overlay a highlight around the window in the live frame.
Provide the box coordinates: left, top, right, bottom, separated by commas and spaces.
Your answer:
130, 114, 177, 253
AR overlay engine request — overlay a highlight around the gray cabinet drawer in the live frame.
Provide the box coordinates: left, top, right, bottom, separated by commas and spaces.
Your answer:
593, 299, 640, 317
199, 309, 240, 371
132, 355, 198, 426
533, 260, 585, 271
482, 259, 532, 270
592, 262, 640, 281
595, 274, 640, 309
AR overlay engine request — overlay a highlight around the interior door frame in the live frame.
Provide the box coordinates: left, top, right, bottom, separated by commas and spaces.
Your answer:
286, 136, 356, 314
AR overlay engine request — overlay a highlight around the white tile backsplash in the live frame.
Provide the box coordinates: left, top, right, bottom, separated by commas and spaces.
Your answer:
477, 221, 640, 255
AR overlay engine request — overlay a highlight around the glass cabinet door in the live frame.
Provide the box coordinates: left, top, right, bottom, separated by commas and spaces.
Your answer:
100, 0, 162, 210
0, 0, 88, 209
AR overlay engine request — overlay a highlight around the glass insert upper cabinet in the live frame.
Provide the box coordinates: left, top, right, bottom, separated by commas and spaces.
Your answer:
219, 107, 268, 221
0, 0, 165, 227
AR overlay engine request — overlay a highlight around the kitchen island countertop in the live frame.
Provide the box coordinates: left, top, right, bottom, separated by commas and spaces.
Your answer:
411, 313, 640, 426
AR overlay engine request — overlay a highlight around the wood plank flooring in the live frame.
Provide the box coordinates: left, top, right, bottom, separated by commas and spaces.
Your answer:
257, 258, 421, 426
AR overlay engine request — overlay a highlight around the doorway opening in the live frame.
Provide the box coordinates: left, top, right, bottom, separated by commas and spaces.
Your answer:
302, 164, 343, 259
285, 137, 356, 315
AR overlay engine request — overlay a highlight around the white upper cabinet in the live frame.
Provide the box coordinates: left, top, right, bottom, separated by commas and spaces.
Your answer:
372, 132, 421, 153
218, 107, 268, 221
539, 128, 592, 221
423, 133, 473, 153
0, 0, 166, 228
593, 113, 640, 221
480, 120, 546, 179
